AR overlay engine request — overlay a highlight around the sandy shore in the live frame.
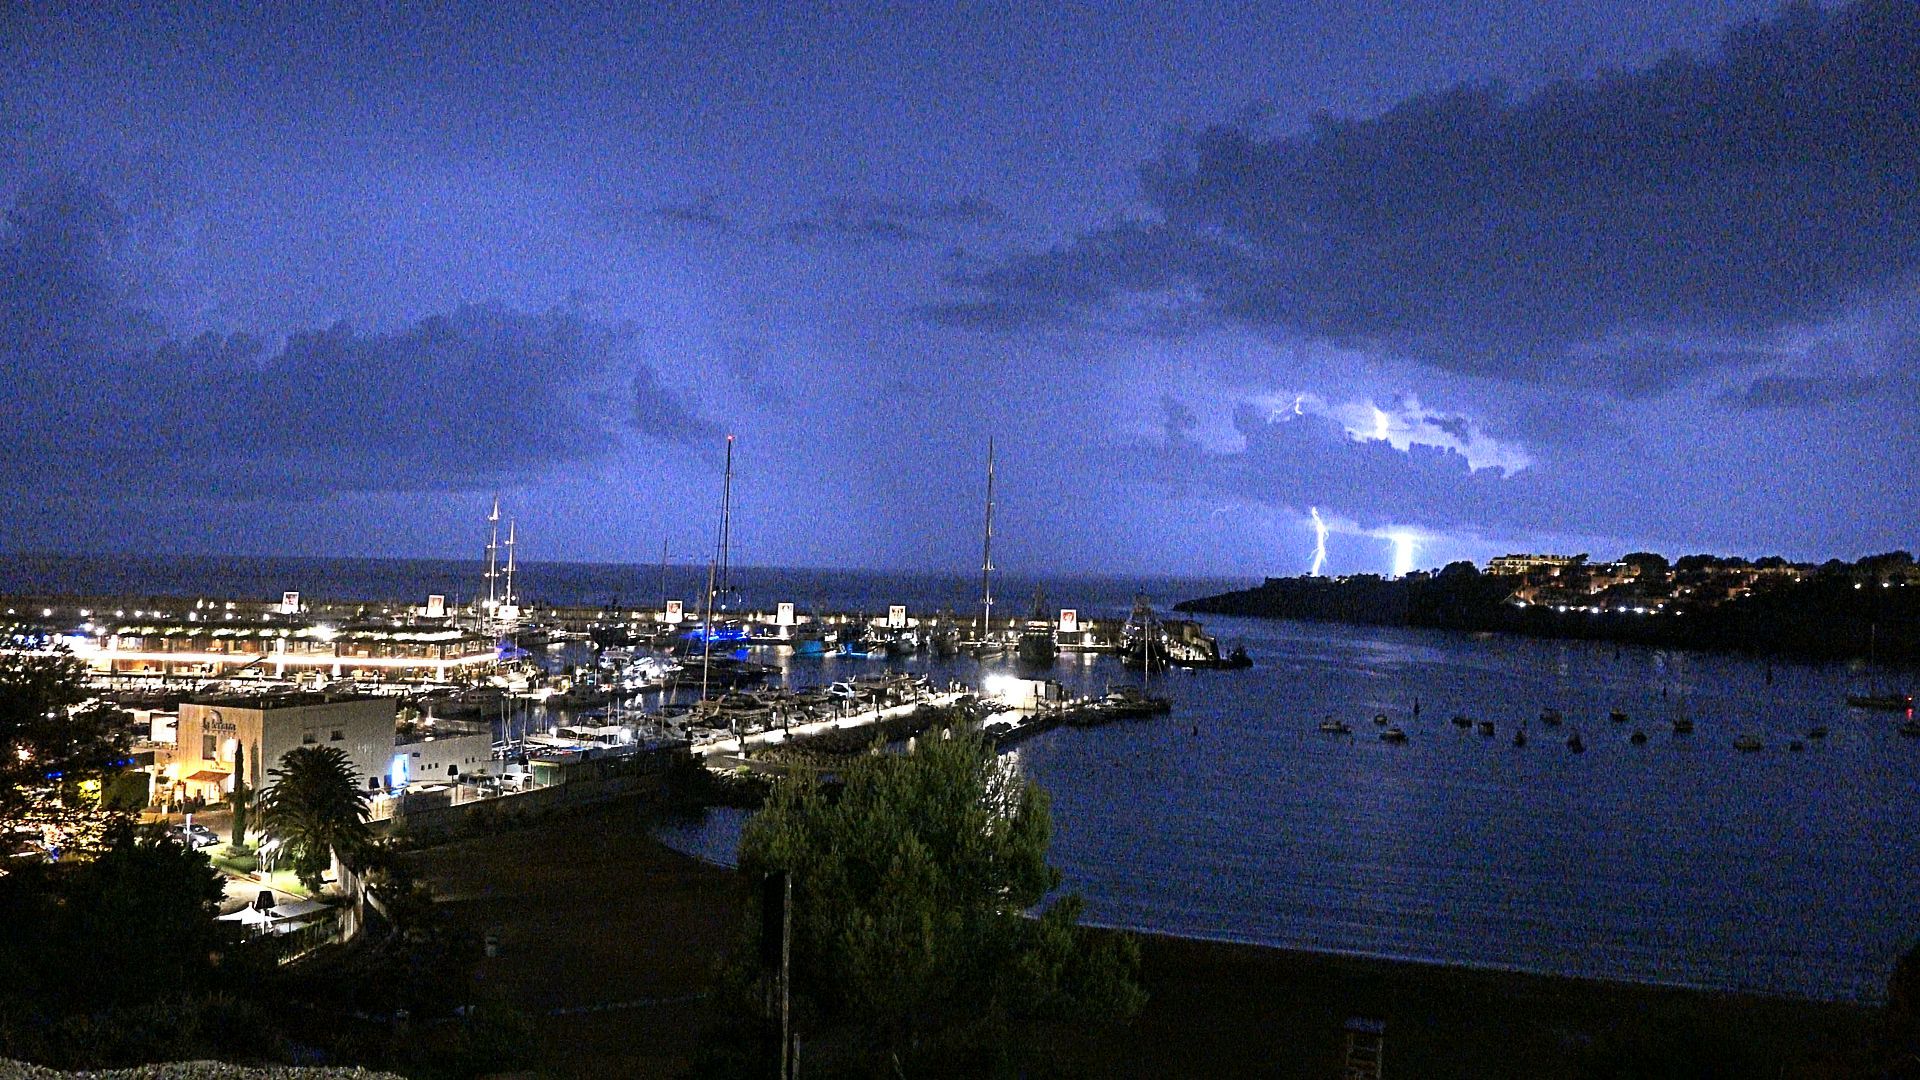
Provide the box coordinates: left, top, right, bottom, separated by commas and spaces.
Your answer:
405, 795, 1879, 1078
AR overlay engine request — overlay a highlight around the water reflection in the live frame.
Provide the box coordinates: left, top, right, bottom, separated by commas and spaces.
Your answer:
656, 616, 1919, 1001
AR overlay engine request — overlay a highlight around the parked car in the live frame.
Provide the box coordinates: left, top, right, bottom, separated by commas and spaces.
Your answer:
171, 823, 220, 849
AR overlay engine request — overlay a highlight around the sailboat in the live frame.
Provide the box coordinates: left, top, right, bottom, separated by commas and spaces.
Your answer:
1847, 624, 1913, 711
699, 436, 736, 707
1016, 586, 1058, 665
1121, 597, 1168, 672
971, 438, 1006, 659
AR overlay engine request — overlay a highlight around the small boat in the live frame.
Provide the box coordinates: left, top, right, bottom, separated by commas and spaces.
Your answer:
1450, 714, 1473, 729
1318, 718, 1352, 735
1629, 728, 1648, 745
1373, 712, 1390, 726
1477, 719, 1495, 737
1512, 728, 1527, 747
1788, 740, 1806, 752
1734, 732, 1764, 752
1901, 719, 1920, 738
1538, 708, 1563, 726
1380, 725, 1408, 743
1672, 716, 1694, 734
1848, 626, 1910, 711
1567, 731, 1585, 753
1806, 724, 1828, 740
1609, 710, 1629, 724
1849, 692, 1914, 711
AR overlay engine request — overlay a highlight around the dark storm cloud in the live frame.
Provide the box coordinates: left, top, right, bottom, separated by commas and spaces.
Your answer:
0, 178, 712, 497
1153, 407, 1570, 542
923, 222, 1239, 330
647, 196, 737, 233
939, 0, 1920, 388
1722, 372, 1878, 409
774, 195, 1001, 247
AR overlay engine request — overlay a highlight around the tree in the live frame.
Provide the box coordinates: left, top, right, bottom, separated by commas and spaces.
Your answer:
0, 648, 126, 851
229, 742, 249, 850
255, 745, 371, 891
1621, 551, 1670, 579
735, 731, 1143, 1073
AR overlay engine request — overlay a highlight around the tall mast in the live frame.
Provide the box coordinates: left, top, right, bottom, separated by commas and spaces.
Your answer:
981, 436, 996, 640
485, 495, 501, 611
701, 435, 734, 704
719, 437, 735, 605
660, 537, 669, 611
502, 519, 517, 608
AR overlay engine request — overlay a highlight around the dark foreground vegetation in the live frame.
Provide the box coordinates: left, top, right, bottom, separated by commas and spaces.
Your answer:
1180, 554, 1920, 665
0, 651, 534, 1077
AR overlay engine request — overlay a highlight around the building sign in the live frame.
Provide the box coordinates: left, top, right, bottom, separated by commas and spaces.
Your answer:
777, 602, 795, 627
203, 710, 236, 735
1058, 609, 1078, 634
280, 591, 301, 615
664, 599, 684, 624
425, 594, 446, 618
888, 605, 907, 628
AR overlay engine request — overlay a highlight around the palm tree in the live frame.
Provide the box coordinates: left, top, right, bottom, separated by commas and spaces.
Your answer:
256, 745, 372, 891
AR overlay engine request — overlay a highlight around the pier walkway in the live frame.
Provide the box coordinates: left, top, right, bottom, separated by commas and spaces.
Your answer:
690, 691, 968, 764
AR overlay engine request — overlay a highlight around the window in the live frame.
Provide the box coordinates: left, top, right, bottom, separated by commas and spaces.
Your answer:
330, 730, 344, 742
202, 734, 216, 760
301, 731, 317, 745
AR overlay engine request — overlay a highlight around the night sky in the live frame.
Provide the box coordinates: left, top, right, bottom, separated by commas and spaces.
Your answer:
3, 1, 1915, 578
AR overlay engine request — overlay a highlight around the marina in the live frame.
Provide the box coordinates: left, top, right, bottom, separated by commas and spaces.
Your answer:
6, 554, 1918, 1003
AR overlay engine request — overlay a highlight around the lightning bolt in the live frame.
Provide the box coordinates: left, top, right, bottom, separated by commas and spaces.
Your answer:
1390, 532, 1416, 578
1309, 507, 1329, 576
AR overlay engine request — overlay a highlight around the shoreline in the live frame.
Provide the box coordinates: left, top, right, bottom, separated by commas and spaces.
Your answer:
652, 826, 1895, 1010
1179, 572, 1920, 668
406, 794, 1883, 1077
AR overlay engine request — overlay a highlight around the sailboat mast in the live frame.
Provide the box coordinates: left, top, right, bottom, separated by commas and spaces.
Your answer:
485, 495, 500, 612
719, 438, 735, 603
701, 435, 734, 704
981, 436, 996, 641
503, 519, 517, 608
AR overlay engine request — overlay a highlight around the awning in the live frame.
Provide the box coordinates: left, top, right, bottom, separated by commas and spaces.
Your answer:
265, 898, 331, 921
183, 770, 230, 783
218, 906, 273, 926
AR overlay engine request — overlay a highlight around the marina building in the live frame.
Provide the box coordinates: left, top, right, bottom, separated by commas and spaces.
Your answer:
167, 694, 397, 805
60, 616, 498, 683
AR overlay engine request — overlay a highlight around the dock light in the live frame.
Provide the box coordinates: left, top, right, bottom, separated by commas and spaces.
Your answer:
983, 674, 1023, 702
312, 624, 337, 642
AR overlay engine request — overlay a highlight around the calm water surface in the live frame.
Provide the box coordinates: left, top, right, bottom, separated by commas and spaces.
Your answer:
660, 614, 1920, 1002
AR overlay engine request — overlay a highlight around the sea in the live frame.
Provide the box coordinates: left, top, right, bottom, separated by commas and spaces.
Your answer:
10, 554, 1917, 1002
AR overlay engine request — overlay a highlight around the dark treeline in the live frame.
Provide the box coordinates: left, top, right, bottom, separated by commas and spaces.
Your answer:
1177, 563, 1920, 666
